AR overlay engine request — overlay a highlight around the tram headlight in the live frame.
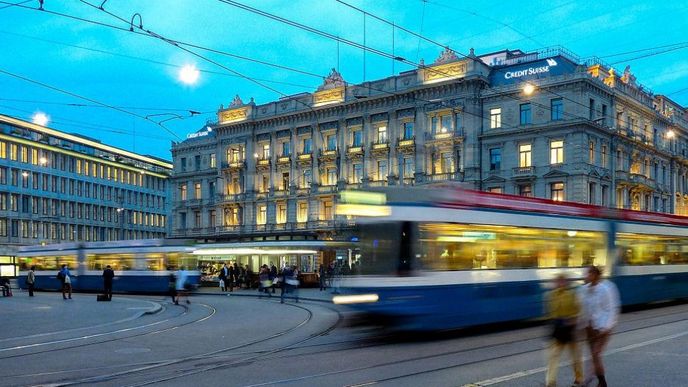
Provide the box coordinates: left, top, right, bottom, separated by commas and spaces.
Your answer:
332, 294, 380, 304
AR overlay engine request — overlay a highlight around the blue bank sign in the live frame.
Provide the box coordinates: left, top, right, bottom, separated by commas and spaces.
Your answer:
490, 56, 578, 86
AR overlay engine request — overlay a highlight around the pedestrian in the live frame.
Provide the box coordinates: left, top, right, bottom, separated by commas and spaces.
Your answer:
219, 263, 229, 292
27, 266, 36, 297
280, 265, 299, 304
58, 264, 72, 300
258, 265, 272, 298
326, 262, 334, 289
545, 274, 583, 387
580, 266, 620, 387
0, 276, 11, 297
102, 265, 115, 300
229, 262, 238, 292
270, 263, 278, 294
319, 264, 327, 291
175, 266, 190, 305
168, 268, 177, 303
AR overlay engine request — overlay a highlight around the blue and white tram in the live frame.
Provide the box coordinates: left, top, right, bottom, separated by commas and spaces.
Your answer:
16, 239, 200, 293
334, 189, 688, 330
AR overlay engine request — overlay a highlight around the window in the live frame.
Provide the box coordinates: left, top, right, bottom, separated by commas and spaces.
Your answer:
228, 147, 242, 163
550, 140, 564, 164
322, 200, 334, 220
440, 114, 452, 133
403, 157, 414, 179
208, 181, 216, 197
441, 152, 454, 173
297, 202, 308, 223
377, 160, 388, 181
209, 153, 216, 168
195, 155, 201, 170
351, 129, 362, 146
402, 122, 414, 140
180, 157, 186, 172
488, 187, 503, 194
519, 144, 532, 167
261, 174, 269, 193
551, 98, 563, 121
589, 98, 595, 120
281, 172, 290, 191
10, 143, 17, 160
326, 167, 337, 186
276, 203, 287, 224
519, 184, 532, 197
194, 211, 201, 228
281, 141, 291, 156
302, 138, 312, 153
588, 182, 596, 204
377, 126, 387, 143
0, 141, 5, 158
601, 145, 608, 167
256, 205, 267, 225
180, 184, 187, 201
489, 148, 501, 171
20, 146, 28, 163
490, 108, 502, 129
194, 182, 201, 199
520, 103, 532, 125
589, 141, 595, 164
261, 143, 270, 159
551, 182, 565, 201
225, 207, 240, 226
326, 134, 337, 151
352, 163, 363, 183
431, 116, 438, 133
302, 169, 312, 188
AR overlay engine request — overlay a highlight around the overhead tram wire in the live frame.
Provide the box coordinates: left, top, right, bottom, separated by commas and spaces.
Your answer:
0, 97, 214, 114
0, 0, 30, 10
0, 68, 182, 140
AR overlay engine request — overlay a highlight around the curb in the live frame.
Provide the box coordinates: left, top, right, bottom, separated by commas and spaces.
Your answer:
143, 301, 163, 315
195, 291, 334, 304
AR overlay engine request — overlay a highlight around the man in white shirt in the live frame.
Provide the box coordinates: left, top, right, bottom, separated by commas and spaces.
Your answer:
579, 265, 620, 387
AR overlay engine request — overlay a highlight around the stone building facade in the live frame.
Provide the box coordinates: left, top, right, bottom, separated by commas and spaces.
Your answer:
0, 114, 172, 254
170, 47, 688, 241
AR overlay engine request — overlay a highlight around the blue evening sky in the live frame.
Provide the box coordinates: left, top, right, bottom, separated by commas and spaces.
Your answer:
1, 0, 687, 160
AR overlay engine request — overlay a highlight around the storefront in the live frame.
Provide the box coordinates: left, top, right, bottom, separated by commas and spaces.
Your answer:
192, 241, 351, 287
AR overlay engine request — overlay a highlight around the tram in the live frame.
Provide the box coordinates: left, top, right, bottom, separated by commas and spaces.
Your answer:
334, 188, 688, 330
16, 239, 199, 293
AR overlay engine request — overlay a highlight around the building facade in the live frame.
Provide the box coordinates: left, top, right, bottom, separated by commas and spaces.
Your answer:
170, 47, 688, 241
0, 114, 172, 255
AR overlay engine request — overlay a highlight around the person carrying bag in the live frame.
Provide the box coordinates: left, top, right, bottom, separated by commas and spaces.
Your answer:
545, 274, 583, 387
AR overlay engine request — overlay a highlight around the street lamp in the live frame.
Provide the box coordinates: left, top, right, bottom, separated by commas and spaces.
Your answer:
39, 157, 48, 166
179, 64, 200, 85
522, 83, 536, 96
666, 130, 675, 139
32, 112, 49, 126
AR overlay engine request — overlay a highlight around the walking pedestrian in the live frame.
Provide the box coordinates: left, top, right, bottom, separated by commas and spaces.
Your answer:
280, 265, 299, 304
219, 263, 229, 292
545, 274, 583, 387
58, 264, 72, 300
580, 266, 620, 387
270, 263, 278, 294
102, 265, 115, 300
318, 264, 327, 291
168, 268, 177, 303
258, 265, 272, 298
175, 267, 190, 305
229, 262, 238, 292
27, 266, 36, 297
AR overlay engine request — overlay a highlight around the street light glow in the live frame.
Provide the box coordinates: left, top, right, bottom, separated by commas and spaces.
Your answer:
667, 130, 676, 139
522, 83, 536, 95
39, 157, 48, 165
32, 112, 49, 126
179, 64, 200, 85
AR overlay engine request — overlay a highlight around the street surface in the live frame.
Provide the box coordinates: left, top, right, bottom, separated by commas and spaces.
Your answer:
1, 288, 687, 386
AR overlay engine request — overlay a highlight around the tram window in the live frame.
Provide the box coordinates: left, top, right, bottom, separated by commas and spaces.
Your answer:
417, 223, 606, 270
86, 254, 136, 271
18, 255, 77, 271
617, 233, 688, 265
358, 222, 414, 275
166, 253, 196, 271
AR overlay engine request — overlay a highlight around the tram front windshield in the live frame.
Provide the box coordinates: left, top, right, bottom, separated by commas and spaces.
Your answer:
357, 221, 415, 275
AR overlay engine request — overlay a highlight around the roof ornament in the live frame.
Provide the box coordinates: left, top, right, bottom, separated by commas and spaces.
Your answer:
621, 65, 637, 86
317, 68, 346, 91
434, 47, 459, 65
229, 94, 244, 107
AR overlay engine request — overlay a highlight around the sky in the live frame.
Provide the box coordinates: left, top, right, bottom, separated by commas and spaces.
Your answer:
1, 0, 687, 160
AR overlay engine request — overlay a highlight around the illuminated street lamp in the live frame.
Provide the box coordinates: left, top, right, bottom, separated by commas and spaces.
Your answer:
179, 64, 200, 85
522, 83, 536, 96
667, 130, 676, 139
39, 157, 48, 166
32, 112, 49, 126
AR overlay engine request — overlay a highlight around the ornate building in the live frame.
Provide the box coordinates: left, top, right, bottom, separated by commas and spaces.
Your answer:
170, 46, 688, 241
0, 114, 172, 256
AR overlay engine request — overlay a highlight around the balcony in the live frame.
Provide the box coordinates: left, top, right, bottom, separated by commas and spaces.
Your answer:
218, 193, 245, 203
347, 145, 364, 159
425, 130, 464, 145
397, 137, 415, 154
367, 179, 388, 187
317, 185, 337, 194
318, 149, 338, 163
272, 189, 289, 198
370, 141, 390, 157
277, 155, 291, 165
426, 172, 458, 182
629, 173, 653, 187
512, 166, 536, 178
297, 152, 313, 165
256, 158, 271, 170
223, 160, 245, 172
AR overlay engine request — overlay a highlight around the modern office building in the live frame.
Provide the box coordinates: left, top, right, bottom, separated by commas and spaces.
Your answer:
170, 46, 688, 242
0, 114, 172, 257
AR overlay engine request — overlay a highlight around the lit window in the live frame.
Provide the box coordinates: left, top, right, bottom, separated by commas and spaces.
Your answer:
262, 144, 270, 159
551, 182, 565, 201
589, 141, 595, 164
297, 202, 308, 223
326, 168, 337, 186
276, 203, 287, 224
441, 152, 454, 173
180, 184, 187, 201
519, 185, 532, 197
377, 160, 388, 181
209, 153, 216, 168
403, 157, 414, 179
519, 144, 532, 167
490, 108, 502, 129
440, 114, 452, 133
257, 205, 267, 225
194, 182, 201, 199
352, 163, 363, 183
377, 126, 387, 143
550, 140, 564, 164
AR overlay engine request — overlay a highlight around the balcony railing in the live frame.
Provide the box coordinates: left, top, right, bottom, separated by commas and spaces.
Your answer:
223, 160, 245, 170
256, 158, 271, 167
218, 193, 244, 203
277, 155, 291, 164
297, 152, 313, 161
371, 141, 389, 150
397, 137, 415, 147
347, 145, 364, 156
512, 166, 536, 176
427, 172, 458, 182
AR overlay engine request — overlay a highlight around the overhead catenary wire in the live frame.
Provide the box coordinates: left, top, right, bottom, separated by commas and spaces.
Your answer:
0, 67, 183, 140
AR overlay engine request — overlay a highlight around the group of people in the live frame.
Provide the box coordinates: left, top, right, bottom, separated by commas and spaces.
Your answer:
217, 262, 301, 303
545, 265, 621, 387
217, 262, 256, 292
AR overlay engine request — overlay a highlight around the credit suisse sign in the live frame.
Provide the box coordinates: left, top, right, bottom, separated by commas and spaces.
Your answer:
490, 56, 578, 86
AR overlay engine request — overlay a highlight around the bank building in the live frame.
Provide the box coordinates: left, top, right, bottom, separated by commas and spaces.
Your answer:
171, 46, 688, 251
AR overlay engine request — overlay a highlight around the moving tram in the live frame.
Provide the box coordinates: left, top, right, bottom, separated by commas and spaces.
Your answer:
16, 239, 199, 293
334, 188, 688, 330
